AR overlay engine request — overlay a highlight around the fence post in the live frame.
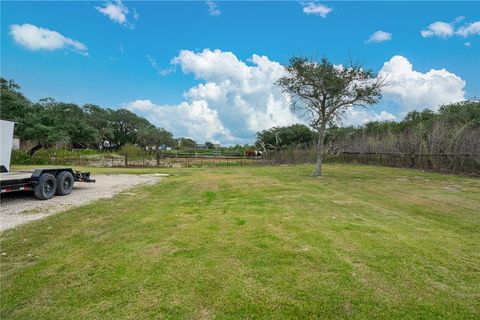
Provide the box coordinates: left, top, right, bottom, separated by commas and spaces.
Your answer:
125, 155, 128, 167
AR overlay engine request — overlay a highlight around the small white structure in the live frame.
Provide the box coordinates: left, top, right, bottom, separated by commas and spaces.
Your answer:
0, 119, 15, 172
12, 137, 20, 150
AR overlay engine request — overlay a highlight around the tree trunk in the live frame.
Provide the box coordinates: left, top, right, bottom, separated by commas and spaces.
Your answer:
312, 123, 326, 177
28, 144, 44, 156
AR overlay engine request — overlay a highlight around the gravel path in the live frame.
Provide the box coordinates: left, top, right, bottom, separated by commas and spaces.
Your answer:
0, 174, 167, 232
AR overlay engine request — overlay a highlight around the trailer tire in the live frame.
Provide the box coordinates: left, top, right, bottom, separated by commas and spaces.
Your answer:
33, 173, 57, 200
56, 171, 74, 196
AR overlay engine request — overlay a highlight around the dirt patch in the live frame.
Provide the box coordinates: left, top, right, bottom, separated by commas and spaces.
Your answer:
0, 174, 167, 232
442, 185, 461, 192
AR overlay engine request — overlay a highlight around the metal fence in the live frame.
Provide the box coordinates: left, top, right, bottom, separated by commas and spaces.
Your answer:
333, 152, 480, 175
15, 149, 480, 175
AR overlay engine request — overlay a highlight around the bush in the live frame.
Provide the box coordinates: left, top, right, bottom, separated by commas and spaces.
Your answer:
11, 149, 34, 165
31, 149, 53, 165
11, 149, 51, 165
118, 144, 146, 160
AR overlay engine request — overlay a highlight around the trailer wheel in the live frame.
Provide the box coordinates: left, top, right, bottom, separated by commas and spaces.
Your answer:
33, 173, 57, 200
56, 171, 74, 196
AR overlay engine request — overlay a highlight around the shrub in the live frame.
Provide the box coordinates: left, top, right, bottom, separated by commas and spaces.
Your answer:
118, 144, 145, 160
11, 149, 34, 165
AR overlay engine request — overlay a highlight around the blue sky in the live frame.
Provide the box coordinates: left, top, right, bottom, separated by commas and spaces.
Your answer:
1, 1, 480, 144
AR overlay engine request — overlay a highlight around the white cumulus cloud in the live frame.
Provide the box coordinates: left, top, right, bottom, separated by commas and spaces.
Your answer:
344, 109, 397, 126
10, 24, 88, 56
366, 30, 392, 43
421, 21, 454, 38
95, 1, 136, 28
126, 51, 466, 144
127, 49, 301, 144
421, 18, 480, 39
146, 55, 175, 76
301, 2, 332, 18
456, 21, 480, 37
379, 55, 465, 111
206, 1, 221, 16
127, 99, 232, 144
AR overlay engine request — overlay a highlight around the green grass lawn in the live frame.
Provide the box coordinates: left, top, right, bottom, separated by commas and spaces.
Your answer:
1, 164, 479, 319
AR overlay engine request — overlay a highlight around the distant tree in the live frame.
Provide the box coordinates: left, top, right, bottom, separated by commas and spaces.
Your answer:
324, 100, 480, 159
0, 78, 34, 128
37, 100, 98, 148
0, 78, 176, 154
277, 57, 384, 176
118, 144, 145, 166
256, 124, 315, 150
83, 104, 115, 147
205, 141, 215, 149
156, 128, 175, 148
136, 126, 174, 149
109, 109, 152, 146
438, 100, 480, 124
178, 138, 196, 150
136, 126, 159, 149
0, 82, 71, 153
0, 78, 20, 92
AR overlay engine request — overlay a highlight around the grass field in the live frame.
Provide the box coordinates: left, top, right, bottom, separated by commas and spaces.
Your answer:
1, 164, 479, 319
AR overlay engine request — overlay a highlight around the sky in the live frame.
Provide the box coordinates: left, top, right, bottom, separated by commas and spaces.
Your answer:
1, 1, 480, 145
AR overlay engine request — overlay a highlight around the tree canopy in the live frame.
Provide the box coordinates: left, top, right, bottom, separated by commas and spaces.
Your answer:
277, 57, 384, 176
255, 124, 316, 151
0, 78, 176, 153
325, 100, 480, 156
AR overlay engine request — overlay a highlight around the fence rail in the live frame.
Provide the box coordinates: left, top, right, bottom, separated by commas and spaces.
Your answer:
12, 149, 480, 175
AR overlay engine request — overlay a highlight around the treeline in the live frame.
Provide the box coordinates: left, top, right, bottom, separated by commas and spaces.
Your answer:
1, 78, 178, 153
255, 101, 480, 155
326, 101, 480, 156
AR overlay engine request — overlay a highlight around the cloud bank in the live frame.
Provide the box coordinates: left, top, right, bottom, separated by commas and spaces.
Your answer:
126, 50, 466, 144
10, 24, 88, 56
128, 49, 300, 144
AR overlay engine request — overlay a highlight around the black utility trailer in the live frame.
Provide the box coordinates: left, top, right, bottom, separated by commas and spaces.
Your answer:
0, 167, 95, 200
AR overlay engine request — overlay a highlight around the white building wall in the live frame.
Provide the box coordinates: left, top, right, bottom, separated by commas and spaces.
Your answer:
12, 137, 20, 150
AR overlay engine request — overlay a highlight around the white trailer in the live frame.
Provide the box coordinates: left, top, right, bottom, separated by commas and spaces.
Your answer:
0, 119, 15, 172
0, 119, 95, 200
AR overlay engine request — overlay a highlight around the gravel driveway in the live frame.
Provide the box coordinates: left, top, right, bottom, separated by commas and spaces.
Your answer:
0, 174, 167, 232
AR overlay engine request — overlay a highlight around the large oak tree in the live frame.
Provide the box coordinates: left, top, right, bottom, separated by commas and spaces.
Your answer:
277, 57, 384, 176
